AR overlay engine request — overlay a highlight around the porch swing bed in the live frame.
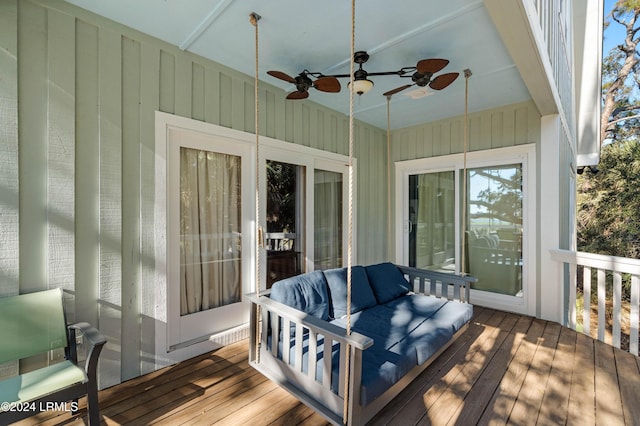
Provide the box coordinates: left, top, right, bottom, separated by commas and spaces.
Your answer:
247, 262, 476, 425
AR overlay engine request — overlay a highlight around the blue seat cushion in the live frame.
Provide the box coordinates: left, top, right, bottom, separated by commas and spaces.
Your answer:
324, 266, 377, 318
364, 263, 411, 304
409, 300, 473, 364
270, 271, 331, 321
331, 306, 420, 405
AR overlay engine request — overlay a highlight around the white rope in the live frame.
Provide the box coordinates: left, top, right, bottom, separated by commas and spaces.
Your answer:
343, 0, 356, 422
250, 11, 262, 363
460, 69, 472, 277
386, 95, 392, 252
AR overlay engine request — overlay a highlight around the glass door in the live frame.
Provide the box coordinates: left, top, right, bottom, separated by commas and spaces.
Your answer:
408, 171, 456, 272
180, 147, 242, 314
465, 165, 523, 296
314, 169, 344, 270
265, 160, 305, 288
405, 166, 523, 296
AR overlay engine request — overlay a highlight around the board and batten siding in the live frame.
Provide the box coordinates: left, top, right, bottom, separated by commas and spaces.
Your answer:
391, 100, 541, 162
0, 0, 389, 387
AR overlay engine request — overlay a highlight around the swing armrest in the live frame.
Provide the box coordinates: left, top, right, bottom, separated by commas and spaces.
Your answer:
246, 292, 373, 350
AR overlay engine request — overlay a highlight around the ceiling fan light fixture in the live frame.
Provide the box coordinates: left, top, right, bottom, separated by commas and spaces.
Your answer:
349, 78, 374, 95
405, 87, 432, 100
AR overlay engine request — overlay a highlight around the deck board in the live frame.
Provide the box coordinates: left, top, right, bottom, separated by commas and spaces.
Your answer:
13, 308, 640, 426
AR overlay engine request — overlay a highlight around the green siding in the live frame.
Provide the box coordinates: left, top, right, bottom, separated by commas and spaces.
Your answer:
391, 100, 541, 162
1, 0, 389, 386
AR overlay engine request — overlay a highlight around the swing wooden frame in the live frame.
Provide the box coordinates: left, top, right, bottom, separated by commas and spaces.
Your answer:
247, 266, 476, 426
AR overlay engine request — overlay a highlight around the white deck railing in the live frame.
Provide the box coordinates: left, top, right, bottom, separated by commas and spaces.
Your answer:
551, 249, 640, 355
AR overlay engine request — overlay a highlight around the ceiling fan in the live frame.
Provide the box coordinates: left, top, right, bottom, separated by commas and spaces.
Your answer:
267, 51, 459, 99
266, 70, 341, 100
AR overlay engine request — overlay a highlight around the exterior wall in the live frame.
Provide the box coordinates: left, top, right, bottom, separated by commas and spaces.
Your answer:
0, 0, 387, 387
391, 100, 540, 163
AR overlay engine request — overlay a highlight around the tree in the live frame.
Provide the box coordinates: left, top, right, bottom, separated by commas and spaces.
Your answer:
578, 140, 640, 258
578, 1, 640, 260
600, 0, 639, 145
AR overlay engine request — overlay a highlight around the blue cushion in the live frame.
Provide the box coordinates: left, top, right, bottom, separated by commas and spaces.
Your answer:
359, 344, 417, 405
409, 301, 473, 365
364, 262, 411, 304
381, 294, 447, 319
324, 266, 377, 318
331, 306, 409, 350
269, 271, 331, 321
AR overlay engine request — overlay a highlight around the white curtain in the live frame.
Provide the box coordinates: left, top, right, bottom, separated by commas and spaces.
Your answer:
416, 172, 455, 269
180, 148, 241, 316
314, 169, 343, 270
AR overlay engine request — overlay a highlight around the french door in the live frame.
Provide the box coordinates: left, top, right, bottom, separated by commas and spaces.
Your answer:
167, 126, 253, 349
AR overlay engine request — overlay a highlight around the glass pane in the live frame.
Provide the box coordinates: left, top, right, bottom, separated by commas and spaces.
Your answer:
266, 161, 305, 287
180, 147, 242, 316
409, 171, 456, 271
466, 164, 523, 296
314, 169, 343, 270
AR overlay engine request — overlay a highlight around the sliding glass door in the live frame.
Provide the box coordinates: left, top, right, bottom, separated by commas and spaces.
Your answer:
266, 160, 305, 287
314, 169, 344, 270
408, 171, 456, 272
397, 146, 534, 315
465, 165, 523, 296
261, 146, 349, 286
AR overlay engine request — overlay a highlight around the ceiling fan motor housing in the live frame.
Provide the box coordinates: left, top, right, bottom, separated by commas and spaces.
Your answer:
295, 73, 313, 92
412, 71, 433, 86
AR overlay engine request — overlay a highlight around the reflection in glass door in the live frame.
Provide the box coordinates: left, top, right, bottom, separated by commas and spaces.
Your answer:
265, 160, 305, 288
408, 171, 456, 271
465, 165, 523, 296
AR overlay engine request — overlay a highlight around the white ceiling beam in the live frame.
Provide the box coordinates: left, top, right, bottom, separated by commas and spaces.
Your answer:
179, 0, 235, 51
321, 0, 484, 75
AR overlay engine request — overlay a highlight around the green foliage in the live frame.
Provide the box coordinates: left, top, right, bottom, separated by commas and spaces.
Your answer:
266, 160, 297, 233
577, 139, 640, 259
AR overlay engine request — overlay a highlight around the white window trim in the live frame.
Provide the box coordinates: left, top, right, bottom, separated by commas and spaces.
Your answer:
395, 144, 537, 316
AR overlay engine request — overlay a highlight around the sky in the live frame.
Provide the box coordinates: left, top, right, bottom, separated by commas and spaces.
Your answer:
602, 0, 639, 103
602, 0, 628, 54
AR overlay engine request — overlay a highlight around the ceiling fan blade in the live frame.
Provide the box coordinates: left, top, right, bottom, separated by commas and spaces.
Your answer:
268, 70, 296, 84
286, 90, 309, 100
429, 72, 459, 90
313, 76, 341, 93
383, 84, 413, 97
416, 58, 449, 74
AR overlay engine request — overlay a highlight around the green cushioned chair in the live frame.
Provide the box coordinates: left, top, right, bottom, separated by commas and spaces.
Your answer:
0, 289, 106, 425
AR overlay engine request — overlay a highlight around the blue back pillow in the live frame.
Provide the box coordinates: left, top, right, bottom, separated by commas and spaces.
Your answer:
324, 266, 377, 318
269, 271, 331, 321
365, 262, 411, 304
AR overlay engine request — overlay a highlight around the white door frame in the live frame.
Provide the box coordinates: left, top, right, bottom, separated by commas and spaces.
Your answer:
395, 144, 537, 316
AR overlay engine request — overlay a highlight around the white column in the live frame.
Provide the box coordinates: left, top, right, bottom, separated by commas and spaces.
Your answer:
539, 115, 563, 323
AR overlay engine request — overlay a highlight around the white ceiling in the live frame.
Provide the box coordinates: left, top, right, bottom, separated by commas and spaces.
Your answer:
65, 0, 532, 130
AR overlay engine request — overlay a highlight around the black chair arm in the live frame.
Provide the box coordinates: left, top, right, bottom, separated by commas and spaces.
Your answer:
67, 322, 107, 376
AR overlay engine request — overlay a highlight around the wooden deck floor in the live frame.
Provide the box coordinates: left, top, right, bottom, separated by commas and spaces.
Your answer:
15, 307, 640, 425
